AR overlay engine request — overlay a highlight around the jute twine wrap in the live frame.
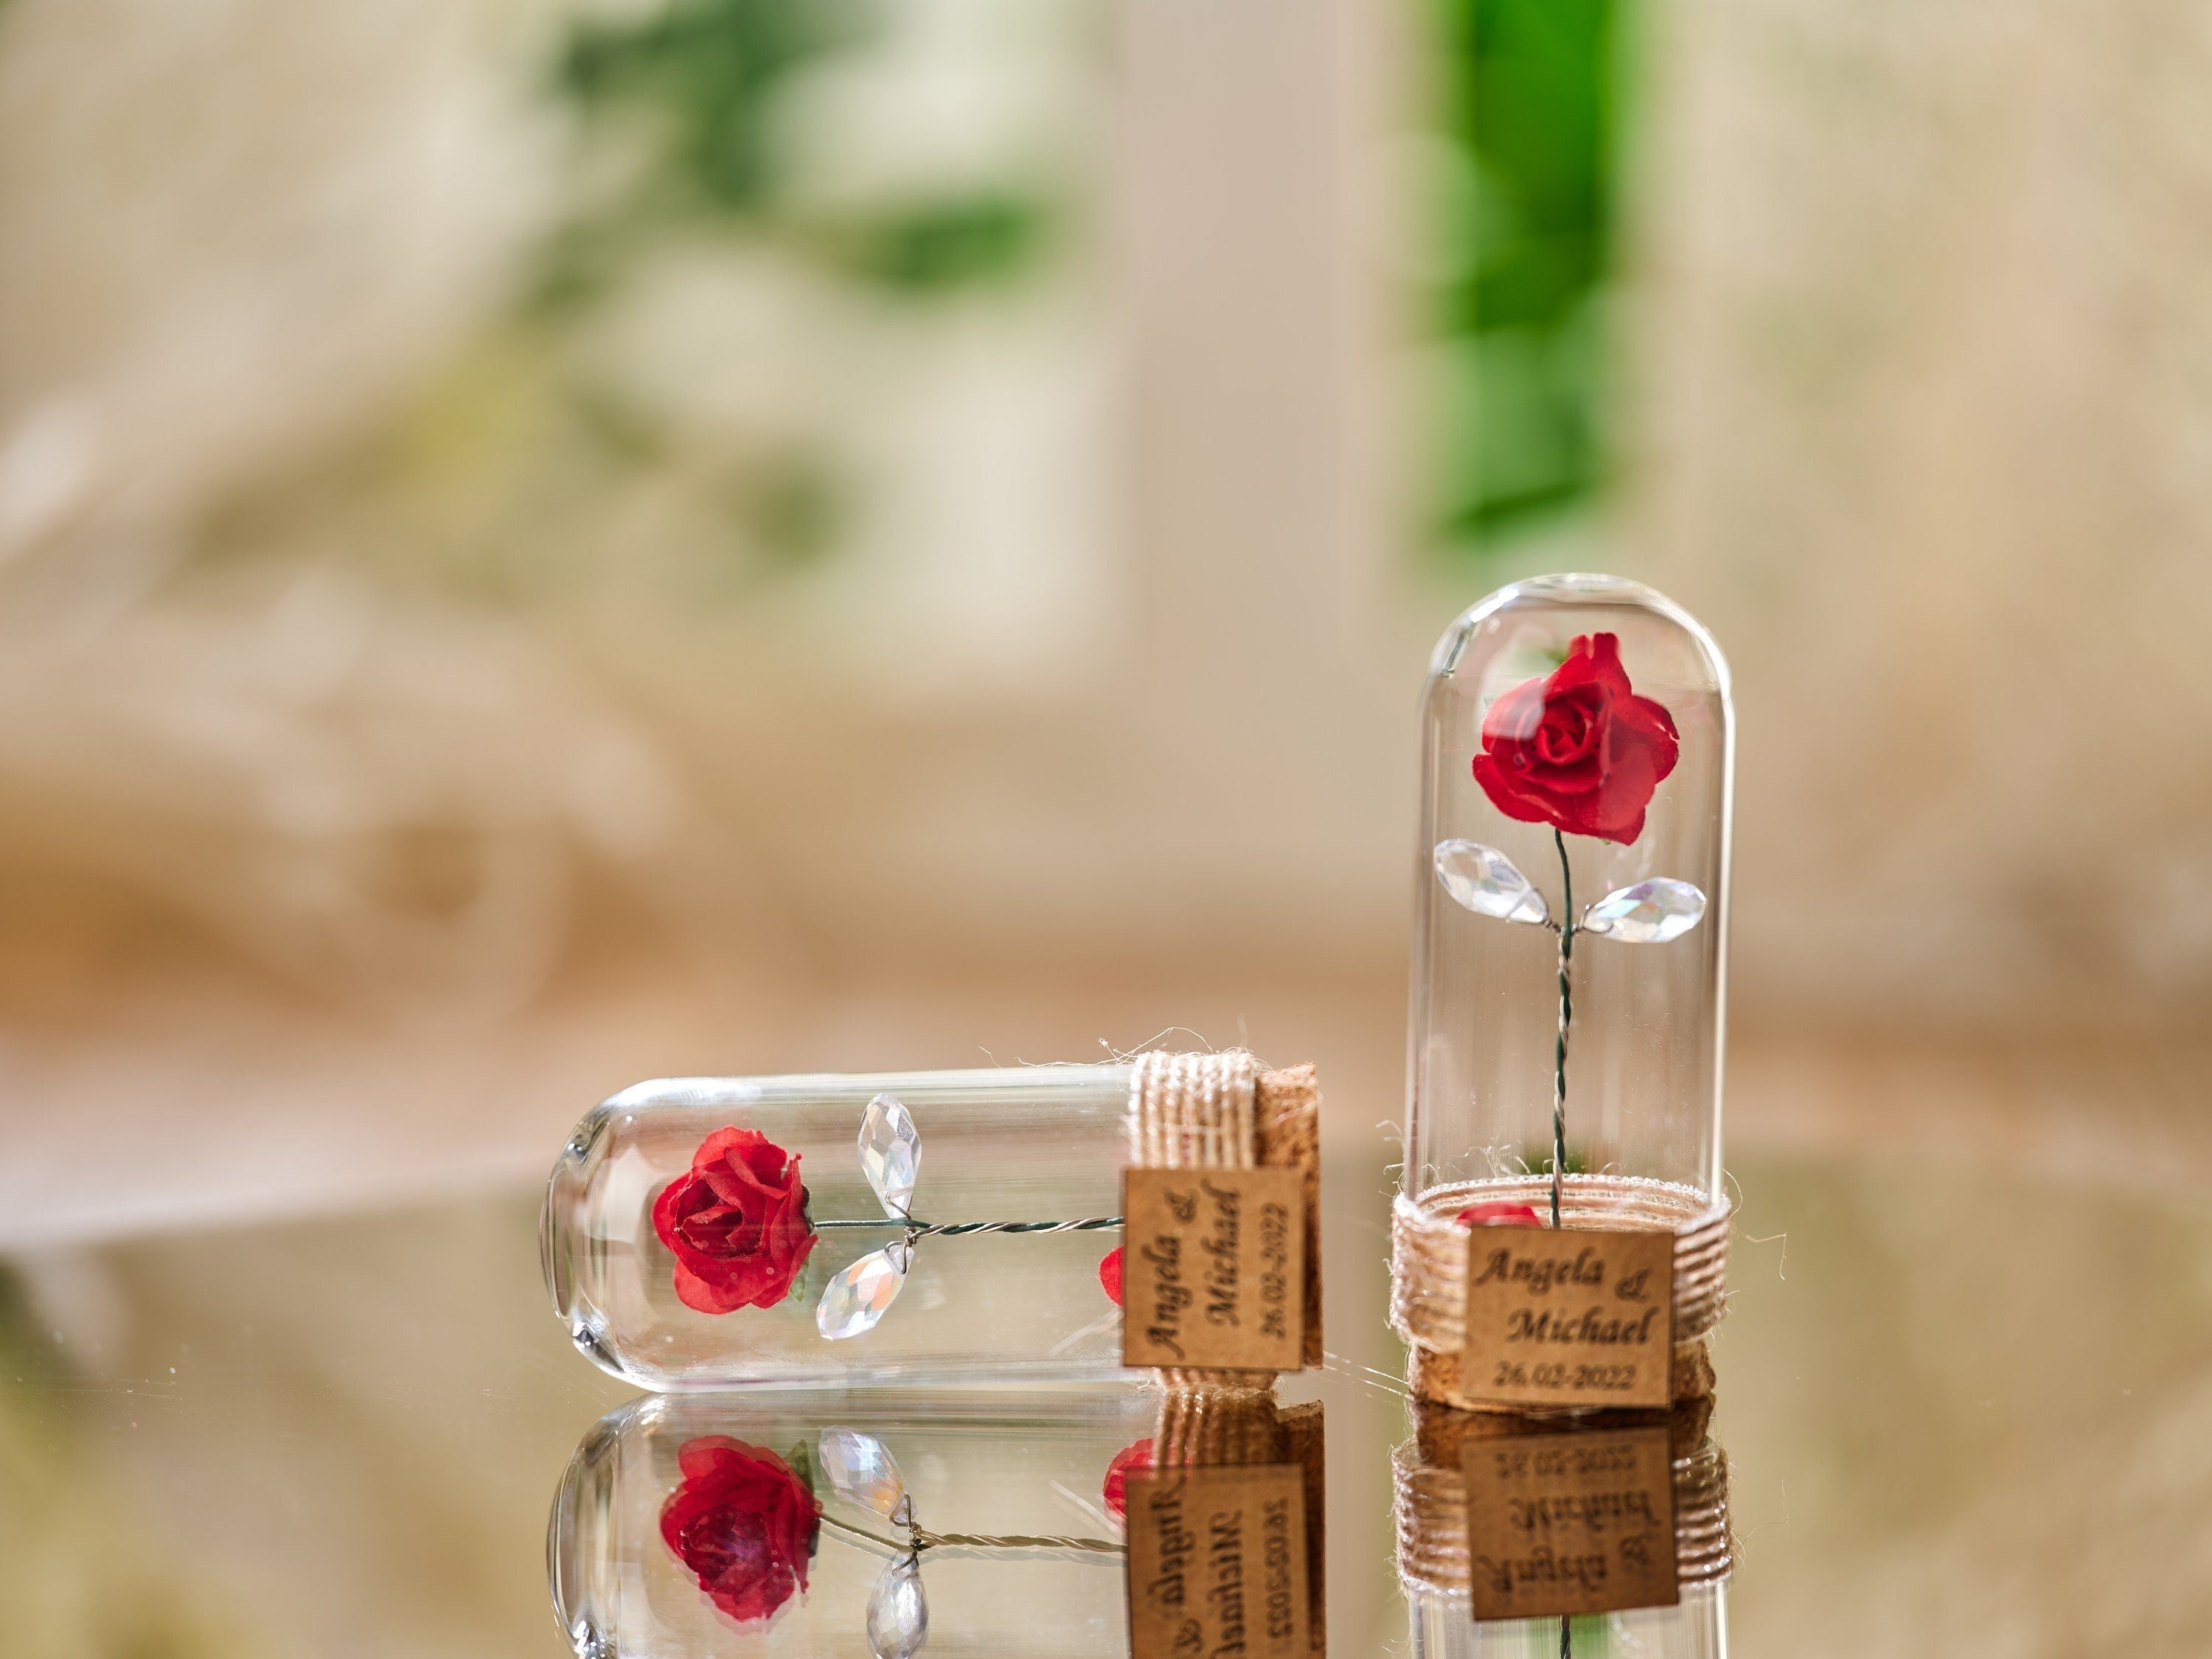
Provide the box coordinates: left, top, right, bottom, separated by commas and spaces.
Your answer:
1127, 1051, 1325, 1371
1152, 1385, 1285, 1466
1389, 1174, 1730, 1408
1391, 1431, 1733, 1599
1411, 1394, 1714, 1468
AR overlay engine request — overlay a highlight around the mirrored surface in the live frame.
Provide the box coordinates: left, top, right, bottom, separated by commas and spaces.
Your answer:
4, 1149, 2211, 1655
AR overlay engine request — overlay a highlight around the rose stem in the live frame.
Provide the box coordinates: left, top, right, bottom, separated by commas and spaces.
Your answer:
1561, 1615, 1572, 1658
817, 1512, 906, 1553
1552, 827, 1575, 1231
819, 1509, 1121, 1557
813, 1217, 1122, 1235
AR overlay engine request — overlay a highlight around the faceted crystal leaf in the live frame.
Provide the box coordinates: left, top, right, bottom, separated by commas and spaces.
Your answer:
859, 1093, 922, 1220
1581, 878, 1707, 944
1433, 840, 1551, 926
816, 1245, 909, 1340
818, 1427, 905, 1517
866, 1555, 929, 1659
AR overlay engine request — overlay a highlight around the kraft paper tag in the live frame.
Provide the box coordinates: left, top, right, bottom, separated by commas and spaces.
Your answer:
1124, 1463, 1310, 1659
1460, 1226, 1674, 1408
1463, 1424, 1678, 1621
1121, 1167, 1306, 1371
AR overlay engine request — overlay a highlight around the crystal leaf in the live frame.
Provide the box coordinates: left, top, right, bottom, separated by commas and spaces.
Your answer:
859, 1093, 922, 1220
817, 1245, 909, 1340
1433, 840, 1550, 926
866, 1555, 929, 1659
818, 1427, 905, 1517
1581, 879, 1707, 944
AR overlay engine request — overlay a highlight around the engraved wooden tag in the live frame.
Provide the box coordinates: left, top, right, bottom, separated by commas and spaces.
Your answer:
1121, 1167, 1306, 1371
1124, 1463, 1310, 1659
1460, 1225, 1674, 1408
1462, 1424, 1678, 1621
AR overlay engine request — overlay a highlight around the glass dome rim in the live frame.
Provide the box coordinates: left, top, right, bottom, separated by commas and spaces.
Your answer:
1430, 571, 1733, 700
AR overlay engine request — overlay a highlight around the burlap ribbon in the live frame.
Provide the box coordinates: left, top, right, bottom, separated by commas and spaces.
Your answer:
1388, 1174, 1730, 1408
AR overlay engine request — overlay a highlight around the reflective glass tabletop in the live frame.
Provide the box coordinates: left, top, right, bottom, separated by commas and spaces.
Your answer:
3, 1147, 2206, 1656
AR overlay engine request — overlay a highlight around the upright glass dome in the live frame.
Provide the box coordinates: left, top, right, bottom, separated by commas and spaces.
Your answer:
1405, 574, 1732, 1222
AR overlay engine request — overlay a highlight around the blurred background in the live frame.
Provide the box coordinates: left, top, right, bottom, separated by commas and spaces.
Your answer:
3, 0, 2211, 1652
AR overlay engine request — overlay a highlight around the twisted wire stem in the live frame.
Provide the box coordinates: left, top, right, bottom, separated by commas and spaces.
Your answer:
813, 1217, 1122, 1237
818, 1508, 1121, 1557
914, 1527, 1123, 1554
1552, 826, 1575, 1231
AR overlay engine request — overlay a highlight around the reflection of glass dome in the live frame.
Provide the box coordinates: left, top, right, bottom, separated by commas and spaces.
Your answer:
1394, 575, 1733, 1404
1394, 1394, 1731, 1653
550, 1389, 1326, 1659
1407, 1582, 1729, 1659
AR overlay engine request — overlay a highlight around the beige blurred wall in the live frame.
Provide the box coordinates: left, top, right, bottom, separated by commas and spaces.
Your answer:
0, 0, 2207, 1245
1630, 0, 2212, 1037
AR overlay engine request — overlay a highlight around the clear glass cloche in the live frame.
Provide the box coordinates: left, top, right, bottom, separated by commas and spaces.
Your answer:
542, 1058, 1319, 1389
1399, 574, 1733, 1306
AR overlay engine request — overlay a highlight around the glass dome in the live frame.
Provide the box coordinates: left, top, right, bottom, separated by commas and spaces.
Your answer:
542, 1055, 1321, 1388
1406, 574, 1732, 1212
551, 1390, 1160, 1658
1394, 575, 1733, 1410
543, 1068, 1134, 1389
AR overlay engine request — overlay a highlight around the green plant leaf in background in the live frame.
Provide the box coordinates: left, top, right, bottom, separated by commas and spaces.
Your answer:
1428, 0, 1627, 554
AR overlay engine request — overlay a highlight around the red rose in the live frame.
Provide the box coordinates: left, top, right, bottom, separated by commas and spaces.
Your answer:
1471, 633, 1679, 844
1102, 1437, 1154, 1523
660, 1436, 821, 1625
1457, 1201, 1541, 1228
1098, 1245, 1124, 1307
653, 1127, 818, 1314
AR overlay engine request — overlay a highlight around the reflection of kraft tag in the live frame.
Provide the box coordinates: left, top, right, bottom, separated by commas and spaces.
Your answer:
1124, 1464, 1310, 1659
1462, 1424, 1678, 1620
1121, 1168, 1306, 1371
1460, 1227, 1674, 1408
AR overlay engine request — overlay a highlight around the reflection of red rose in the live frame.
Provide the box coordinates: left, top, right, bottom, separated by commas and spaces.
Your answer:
1472, 633, 1679, 845
661, 1436, 821, 1625
653, 1127, 818, 1314
1102, 1438, 1154, 1523
1457, 1201, 1541, 1228
1099, 1246, 1124, 1307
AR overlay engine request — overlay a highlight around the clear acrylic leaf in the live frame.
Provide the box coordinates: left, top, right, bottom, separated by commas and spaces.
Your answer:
1580, 878, 1706, 944
817, 1427, 905, 1516
1433, 840, 1551, 926
866, 1554, 928, 1659
817, 1244, 909, 1340
859, 1093, 921, 1220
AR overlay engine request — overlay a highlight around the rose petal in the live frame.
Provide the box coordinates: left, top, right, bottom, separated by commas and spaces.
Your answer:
701, 1150, 781, 1209
1471, 632, 1674, 846
1582, 740, 1660, 841
673, 1260, 756, 1315
692, 1125, 762, 1171
1102, 1437, 1154, 1522
1478, 675, 1549, 745
662, 1438, 821, 1627
1472, 752, 1554, 824
1456, 1201, 1542, 1227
